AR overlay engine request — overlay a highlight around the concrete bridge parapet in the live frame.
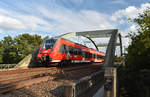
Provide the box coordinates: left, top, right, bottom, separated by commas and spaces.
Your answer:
64, 70, 104, 97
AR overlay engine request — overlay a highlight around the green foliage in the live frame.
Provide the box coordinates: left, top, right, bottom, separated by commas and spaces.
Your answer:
127, 9, 150, 69
0, 41, 3, 63
119, 7, 150, 97
0, 34, 43, 64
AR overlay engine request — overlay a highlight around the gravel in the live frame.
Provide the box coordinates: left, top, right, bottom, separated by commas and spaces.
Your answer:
2, 80, 66, 97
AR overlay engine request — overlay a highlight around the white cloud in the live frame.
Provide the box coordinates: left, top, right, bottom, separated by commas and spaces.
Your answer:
0, 8, 27, 30
140, 3, 150, 12
110, 2, 150, 48
130, 24, 137, 32
0, 15, 26, 30
0, 8, 10, 15
111, 3, 150, 22
0, 6, 116, 36
0, 29, 2, 33
0, 8, 52, 32
39, 8, 115, 33
111, 6, 138, 21
16, 15, 52, 31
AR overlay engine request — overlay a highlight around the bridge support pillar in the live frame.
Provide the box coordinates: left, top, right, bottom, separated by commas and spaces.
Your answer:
104, 67, 117, 97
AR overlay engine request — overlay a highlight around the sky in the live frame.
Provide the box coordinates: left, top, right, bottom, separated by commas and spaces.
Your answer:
0, 0, 149, 48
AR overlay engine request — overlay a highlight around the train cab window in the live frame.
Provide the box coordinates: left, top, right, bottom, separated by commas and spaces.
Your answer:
44, 39, 56, 50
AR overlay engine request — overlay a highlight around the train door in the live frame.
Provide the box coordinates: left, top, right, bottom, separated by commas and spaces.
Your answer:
64, 45, 71, 60
82, 49, 85, 62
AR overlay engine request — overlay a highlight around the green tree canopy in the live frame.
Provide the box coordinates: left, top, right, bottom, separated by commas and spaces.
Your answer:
0, 34, 43, 64
120, 7, 150, 97
0, 41, 3, 63
127, 8, 150, 69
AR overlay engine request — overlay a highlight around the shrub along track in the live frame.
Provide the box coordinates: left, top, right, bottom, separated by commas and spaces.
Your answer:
0, 63, 103, 94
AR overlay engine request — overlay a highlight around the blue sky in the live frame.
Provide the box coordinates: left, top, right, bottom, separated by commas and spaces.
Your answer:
0, 0, 149, 47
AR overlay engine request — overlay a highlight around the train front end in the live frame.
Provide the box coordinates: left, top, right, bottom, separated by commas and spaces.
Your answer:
37, 38, 57, 66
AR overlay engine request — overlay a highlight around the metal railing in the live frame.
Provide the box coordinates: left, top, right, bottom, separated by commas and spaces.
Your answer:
0, 64, 16, 70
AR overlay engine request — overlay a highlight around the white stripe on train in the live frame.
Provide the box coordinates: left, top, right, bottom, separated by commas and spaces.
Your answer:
51, 60, 102, 63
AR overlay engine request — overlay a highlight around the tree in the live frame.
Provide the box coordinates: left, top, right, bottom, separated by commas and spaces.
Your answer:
119, 7, 150, 97
127, 9, 150, 69
14, 34, 43, 62
1, 34, 43, 64
2, 36, 17, 63
0, 41, 3, 63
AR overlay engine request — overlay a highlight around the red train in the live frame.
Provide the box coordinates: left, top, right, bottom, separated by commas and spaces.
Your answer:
37, 38, 105, 66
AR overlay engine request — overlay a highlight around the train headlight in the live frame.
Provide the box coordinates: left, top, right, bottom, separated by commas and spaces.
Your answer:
44, 50, 48, 53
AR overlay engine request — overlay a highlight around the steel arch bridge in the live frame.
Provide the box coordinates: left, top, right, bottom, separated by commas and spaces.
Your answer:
59, 29, 122, 67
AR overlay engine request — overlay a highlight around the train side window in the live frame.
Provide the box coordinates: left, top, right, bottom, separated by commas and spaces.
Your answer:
86, 53, 88, 58
69, 46, 73, 54
73, 49, 75, 55
75, 48, 77, 55
102, 56, 104, 59
74, 48, 76, 55
76, 48, 78, 55
77, 48, 81, 55
90, 54, 91, 58
79, 49, 81, 55
76, 49, 78, 55
97, 55, 104, 59
97, 55, 99, 59
85, 52, 87, 58
72, 47, 75, 55
99, 55, 101, 59
93, 54, 95, 58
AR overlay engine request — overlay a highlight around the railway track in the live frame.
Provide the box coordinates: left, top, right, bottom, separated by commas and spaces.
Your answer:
0, 63, 103, 94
